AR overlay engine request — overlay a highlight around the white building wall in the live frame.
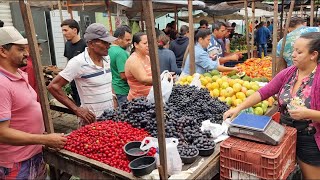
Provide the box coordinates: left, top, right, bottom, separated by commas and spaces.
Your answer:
50, 10, 80, 69
0, 2, 13, 26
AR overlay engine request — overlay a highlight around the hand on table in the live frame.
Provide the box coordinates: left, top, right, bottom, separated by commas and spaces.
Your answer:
223, 107, 241, 121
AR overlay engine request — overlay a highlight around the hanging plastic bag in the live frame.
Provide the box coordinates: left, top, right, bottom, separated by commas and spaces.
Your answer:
189, 73, 201, 89
147, 70, 173, 104
140, 137, 182, 176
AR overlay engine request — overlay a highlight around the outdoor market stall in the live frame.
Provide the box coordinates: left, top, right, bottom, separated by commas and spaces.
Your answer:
18, 0, 307, 179
19, 0, 223, 179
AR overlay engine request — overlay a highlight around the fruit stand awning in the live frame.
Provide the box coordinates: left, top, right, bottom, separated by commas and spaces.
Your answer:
112, 0, 205, 8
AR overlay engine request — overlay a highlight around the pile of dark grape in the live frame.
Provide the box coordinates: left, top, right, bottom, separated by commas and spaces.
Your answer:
99, 85, 228, 145
193, 136, 216, 150
178, 145, 198, 157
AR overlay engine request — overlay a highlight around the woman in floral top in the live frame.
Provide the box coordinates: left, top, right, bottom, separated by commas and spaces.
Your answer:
223, 32, 320, 179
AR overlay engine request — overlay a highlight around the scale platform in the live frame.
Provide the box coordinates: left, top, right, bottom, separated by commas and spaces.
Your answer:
228, 113, 286, 145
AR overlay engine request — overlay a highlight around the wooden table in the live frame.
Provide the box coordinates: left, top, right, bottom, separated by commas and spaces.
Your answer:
44, 144, 220, 180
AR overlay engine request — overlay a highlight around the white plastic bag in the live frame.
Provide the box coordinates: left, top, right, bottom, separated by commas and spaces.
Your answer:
200, 120, 227, 138
140, 137, 182, 175
147, 70, 173, 104
189, 73, 201, 89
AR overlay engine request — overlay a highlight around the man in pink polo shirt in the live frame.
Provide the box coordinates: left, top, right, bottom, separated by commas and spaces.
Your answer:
0, 26, 67, 179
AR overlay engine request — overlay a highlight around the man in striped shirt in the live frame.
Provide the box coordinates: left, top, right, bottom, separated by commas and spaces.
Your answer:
48, 23, 117, 126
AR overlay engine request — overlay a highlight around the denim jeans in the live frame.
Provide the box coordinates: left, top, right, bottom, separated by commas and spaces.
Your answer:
258, 44, 268, 58
116, 94, 128, 108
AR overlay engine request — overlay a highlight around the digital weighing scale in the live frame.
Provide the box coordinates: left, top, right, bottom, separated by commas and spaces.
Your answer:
228, 113, 286, 145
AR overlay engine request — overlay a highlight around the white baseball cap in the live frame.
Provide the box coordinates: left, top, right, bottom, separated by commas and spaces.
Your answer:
0, 26, 28, 46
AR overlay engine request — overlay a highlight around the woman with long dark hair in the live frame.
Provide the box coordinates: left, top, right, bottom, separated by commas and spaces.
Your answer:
125, 32, 152, 101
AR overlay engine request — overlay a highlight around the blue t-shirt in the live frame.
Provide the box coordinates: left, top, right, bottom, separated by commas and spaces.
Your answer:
277, 26, 320, 67
182, 43, 218, 75
256, 27, 270, 45
267, 24, 273, 33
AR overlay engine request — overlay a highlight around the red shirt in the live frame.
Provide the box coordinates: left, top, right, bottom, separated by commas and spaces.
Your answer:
20, 57, 38, 100
0, 67, 44, 168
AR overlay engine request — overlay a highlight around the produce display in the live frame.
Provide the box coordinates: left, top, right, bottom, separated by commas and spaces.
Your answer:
230, 36, 247, 53
64, 120, 149, 172
100, 85, 229, 139
235, 56, 272, 81
64, 85, 228, 172
176, 71, 275, 115
178, 145, 198, 157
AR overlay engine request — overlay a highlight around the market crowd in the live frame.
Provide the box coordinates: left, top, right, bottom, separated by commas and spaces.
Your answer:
1, 15, 320, 179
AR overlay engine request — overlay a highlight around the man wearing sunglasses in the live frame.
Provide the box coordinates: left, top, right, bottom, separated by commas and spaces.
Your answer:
48, 23, 117, 127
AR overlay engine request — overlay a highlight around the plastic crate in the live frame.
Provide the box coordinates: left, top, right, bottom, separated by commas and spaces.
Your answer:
220, 126, 297, 180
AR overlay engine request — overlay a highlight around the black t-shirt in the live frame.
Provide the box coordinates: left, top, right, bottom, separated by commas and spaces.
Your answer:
63, 39, 87, 60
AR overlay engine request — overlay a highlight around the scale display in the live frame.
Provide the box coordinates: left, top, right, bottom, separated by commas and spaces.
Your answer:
228, 113, 286, 145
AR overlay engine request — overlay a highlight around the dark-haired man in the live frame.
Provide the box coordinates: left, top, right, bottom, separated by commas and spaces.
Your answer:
199, 19, 209, 29
207, 21, 240, 65
61, 19, 86, 106
169, 25, 189, 68
0, 26, 66, 179
276, 17, 320, 73
109, 25, 132, 107
49, 23, 117, 127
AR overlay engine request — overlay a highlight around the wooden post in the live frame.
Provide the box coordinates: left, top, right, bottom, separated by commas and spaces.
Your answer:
311, 0, 315, 26
279, 1, 295, 60
141, 9, 144, 32
58, 0, 66, 43
272, 0, 279, 77
105, 0, 113, 35
280, 0, 284, 38
58, 0, 64, 23
300, 5, 303, 17
244, 0, 250, 59
174, 5, 178, 30
188, 0, 195, 74
19, 0, 54, 133
141, 1, 168, 180
250, 1, 255, 58
67, 0, 73, 19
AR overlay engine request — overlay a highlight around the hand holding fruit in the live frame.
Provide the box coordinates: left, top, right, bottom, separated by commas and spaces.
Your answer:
288, 105, 309, 120
75, 107, 96, 124
230, 54, 240, 61
223, 107, 241, 120
45, 133, 67, 150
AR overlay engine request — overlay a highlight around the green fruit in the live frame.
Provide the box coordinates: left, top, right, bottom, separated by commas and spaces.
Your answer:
203, 73, 212, 77
260, 77, 269, 82
261, 103, 268, 113
252, 78, 261, 82
230, 75, 240, 79
254, 107, 264, 115
210, 70, 220, 76
227, 70, 237, 77
242, 76, 252, 81
253, 102, 262, 108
